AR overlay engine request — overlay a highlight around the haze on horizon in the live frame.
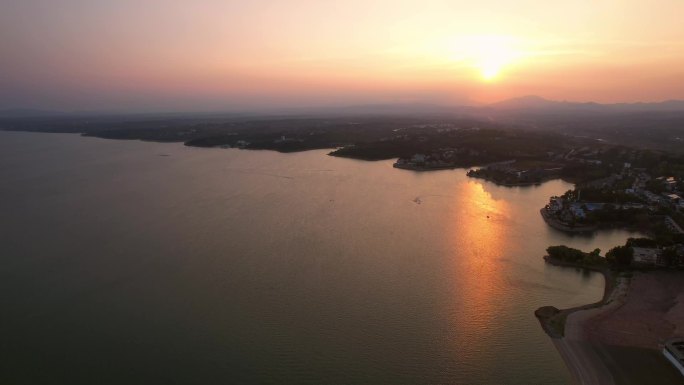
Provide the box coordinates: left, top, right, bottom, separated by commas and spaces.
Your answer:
2, 0, 684, 113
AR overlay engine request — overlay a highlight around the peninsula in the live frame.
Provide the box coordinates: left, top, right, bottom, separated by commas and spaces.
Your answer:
532, 147, 684, 384
536, 242, 684, 384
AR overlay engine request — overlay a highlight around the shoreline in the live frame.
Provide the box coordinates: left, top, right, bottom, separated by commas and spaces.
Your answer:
467, 173, 556, 187
539, 208, 598, 233
535, 257, 625, 385
535, 257, 615, 337
392, 163, 465, 171
539, 208, 652, 236
537, 258, 684, 384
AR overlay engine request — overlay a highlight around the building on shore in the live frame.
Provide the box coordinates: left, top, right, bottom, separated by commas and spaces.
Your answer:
632, 247, 662, 266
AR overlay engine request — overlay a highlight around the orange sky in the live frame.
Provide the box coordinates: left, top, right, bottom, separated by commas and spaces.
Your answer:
2, 0, 684, 111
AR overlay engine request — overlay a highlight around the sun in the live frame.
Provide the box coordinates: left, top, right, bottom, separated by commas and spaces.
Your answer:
473, 36, 519, 81
480, 61, 503, 81
477, 49, 513, 81
449, 35, 522, 82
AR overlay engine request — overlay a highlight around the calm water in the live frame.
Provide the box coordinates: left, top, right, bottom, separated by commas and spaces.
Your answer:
0, 131, 643, 384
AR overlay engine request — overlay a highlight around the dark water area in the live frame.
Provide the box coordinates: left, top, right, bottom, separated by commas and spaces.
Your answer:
0, 131, 644, 384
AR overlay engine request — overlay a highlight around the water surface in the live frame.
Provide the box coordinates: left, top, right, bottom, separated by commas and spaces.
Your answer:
0, 131, 643, 384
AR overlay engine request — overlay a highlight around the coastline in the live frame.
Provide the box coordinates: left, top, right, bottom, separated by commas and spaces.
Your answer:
535, 257, 615, 338
539, 208, 652, 237
392, 163, 464, 171
536, 257, 625, 385
539, 208, 598, 233
467, 173, 555, 187
537, 258, 684, 385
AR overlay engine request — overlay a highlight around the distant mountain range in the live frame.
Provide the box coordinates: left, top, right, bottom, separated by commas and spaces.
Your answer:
2, 96, 684, 118
487, 95, 684, 113
0, 108, 69, 118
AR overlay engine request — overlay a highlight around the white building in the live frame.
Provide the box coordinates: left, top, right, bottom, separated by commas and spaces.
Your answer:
632, 247, 661, 266
663, 193, 681, 204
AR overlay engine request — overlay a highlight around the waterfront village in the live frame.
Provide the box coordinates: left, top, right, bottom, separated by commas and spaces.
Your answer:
530, 161, 684, 381
396, 141, 684, 269
541, 166, 684, 268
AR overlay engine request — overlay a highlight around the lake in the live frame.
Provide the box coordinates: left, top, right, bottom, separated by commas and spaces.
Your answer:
0, 131, 643, 384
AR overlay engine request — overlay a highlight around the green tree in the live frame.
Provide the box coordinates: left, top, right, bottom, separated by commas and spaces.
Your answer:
606, 245, 633, 266
546, 245, 585, 263
583, 248, 605, 266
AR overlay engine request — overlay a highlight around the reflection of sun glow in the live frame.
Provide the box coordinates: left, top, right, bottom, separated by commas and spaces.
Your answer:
446, 181, 509, 348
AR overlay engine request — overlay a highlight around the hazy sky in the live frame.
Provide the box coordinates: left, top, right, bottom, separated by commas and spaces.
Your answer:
2, 0, 684, 112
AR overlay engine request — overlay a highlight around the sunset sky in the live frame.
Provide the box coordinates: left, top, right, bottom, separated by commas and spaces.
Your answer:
2, 0, 684, 112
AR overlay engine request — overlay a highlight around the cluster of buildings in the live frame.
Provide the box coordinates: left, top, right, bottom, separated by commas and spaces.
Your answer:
543, 167, 684, 268
465, 160, 564, 185
629, 245, 684, 268
632, 247, 668, 267
546, 164, 684, 223
629, 173, 683, 209
544, 195, 635, 223
491, 161, 562, 179
546, 197, 601, 221
393, 148, 482, 170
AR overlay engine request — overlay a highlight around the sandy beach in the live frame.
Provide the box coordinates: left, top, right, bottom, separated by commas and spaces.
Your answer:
554, 272, 684, 385
584, 272, 684, 349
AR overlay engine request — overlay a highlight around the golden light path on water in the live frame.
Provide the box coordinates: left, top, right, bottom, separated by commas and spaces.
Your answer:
446, 181, 509, 357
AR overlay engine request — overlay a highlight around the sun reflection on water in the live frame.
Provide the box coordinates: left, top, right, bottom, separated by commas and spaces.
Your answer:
447, 181, 509, 349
